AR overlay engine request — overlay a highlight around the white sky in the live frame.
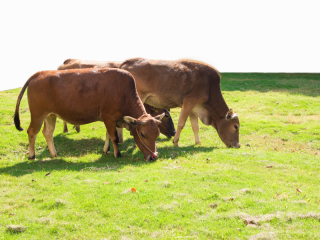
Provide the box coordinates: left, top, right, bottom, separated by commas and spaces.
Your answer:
1, 0, 319, 91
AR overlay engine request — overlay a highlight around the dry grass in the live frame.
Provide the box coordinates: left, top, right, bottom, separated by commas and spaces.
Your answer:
6, 225, 26, 234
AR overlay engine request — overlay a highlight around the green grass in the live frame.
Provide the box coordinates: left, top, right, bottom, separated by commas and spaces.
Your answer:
1, 73, 320, 239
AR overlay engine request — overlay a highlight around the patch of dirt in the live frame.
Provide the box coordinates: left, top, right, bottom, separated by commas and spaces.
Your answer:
173, 193, 187, 198
238, 211, 284, 226
159, 201, 179, 211
249, 232, 277, 240
80, 165, 116, 171
163, 164, 182, 170
293, 200, 307, 205
231, 211, 320, 228
6, 225, 26, 233
151, 231, 163, 238
222, 197, 236, 202
38, 217, 52, 224
299, 212, 320, 220
38, 158, 52, 163
238, 188, 251, 194
54, 199, 67, 208
84, 179, 97, 184
209, 203, 218, 209
242, 134, 319, 154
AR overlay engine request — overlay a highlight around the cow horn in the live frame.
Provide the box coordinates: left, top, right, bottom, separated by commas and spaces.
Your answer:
155, 113, 165, 121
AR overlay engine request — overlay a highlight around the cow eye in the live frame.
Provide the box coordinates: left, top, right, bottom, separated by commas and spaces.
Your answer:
234, 125, 238, 130
165, 114, 170, 118
141, 132, 146, 138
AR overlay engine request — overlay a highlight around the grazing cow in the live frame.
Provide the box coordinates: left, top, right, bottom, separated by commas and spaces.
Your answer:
14, 68, 164, 161
58, 59, 176, 139
119, 58, 240, 148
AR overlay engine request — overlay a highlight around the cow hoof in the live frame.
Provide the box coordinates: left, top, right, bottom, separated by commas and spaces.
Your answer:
195, 141, 201, 145
115, 152, 121, 158
28, 155, 35, 160
173, 142, 179, 147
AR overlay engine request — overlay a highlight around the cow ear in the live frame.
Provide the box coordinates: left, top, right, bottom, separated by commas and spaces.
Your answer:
123, 116, 137, 126
225, 109, 238, 120
154, 113, 165, 121
230, 113, 238, 120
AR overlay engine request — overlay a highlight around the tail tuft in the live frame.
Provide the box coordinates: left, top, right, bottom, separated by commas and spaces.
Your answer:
14, 113, 24, 131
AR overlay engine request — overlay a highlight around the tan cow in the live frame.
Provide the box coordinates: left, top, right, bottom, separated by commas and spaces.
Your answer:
58, 59, 176, 140
119, 58, 240, 148
14, 68, 165, 161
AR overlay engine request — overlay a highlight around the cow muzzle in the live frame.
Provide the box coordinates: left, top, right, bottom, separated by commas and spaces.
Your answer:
229, 143, 241, 148
145, 152, 158, 162
166, 130, 176, 139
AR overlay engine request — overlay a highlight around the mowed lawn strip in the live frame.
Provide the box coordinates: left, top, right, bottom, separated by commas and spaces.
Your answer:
0, 73, 319, 239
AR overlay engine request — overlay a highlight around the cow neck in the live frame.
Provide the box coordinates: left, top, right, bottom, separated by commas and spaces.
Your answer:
208, 86, 229, 121
125, 92, 147, 119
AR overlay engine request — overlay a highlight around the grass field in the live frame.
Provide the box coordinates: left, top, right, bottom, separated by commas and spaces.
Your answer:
0, 73, 320, 239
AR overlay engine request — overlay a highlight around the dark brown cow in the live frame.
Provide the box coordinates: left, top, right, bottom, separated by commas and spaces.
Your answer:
14, 68, 165, 161
119, 58, 240, 148
58, 59, 176, 139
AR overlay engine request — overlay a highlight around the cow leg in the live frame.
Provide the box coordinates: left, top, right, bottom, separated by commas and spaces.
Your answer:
63, 121, 69, 133
104, 121, 121, 158
117, 128, 123, 144
103, 132, 111, 154
42, 114, 57, 158
189, 113, 201, 145
27, 116, 45, 160
172, 102, 195, 147
75, 125, 80, 133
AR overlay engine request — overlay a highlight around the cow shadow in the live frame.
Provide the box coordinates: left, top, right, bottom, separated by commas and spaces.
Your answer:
0, 133, 217, 177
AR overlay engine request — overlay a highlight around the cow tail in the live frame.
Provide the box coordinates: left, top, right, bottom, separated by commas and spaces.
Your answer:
14, 73, 38, 131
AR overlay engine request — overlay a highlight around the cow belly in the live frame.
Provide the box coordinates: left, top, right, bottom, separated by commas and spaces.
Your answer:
145, 95, 182, 109
48, 112, 102, 126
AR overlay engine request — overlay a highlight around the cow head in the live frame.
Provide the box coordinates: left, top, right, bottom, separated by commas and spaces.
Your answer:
214, 109, 240, 148
123, 113, 165, 161
144, 104, 176, 138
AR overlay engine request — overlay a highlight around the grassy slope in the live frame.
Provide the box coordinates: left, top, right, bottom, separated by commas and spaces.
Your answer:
0, 73, 319, 239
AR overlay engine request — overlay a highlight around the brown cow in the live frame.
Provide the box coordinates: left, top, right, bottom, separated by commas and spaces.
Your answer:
119, 58, 240, 148
14, 68, 165, 161
58, 58, 121, 69
58, 59, 176, 139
